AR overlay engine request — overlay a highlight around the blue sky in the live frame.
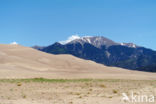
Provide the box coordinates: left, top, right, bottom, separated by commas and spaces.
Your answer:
0, 0, 156, 50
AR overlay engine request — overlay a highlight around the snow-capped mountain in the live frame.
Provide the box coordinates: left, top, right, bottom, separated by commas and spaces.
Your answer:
60, 35, 137, 48
65, 36, 119, 48
34, 35, 156, 72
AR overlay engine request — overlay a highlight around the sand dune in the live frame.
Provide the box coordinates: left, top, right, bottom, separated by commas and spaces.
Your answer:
0, 44, 156, 104
0, 44, 155, 79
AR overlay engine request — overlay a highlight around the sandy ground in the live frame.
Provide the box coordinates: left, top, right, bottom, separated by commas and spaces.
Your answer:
0, 79, 155, 104
0, 44, 156, 104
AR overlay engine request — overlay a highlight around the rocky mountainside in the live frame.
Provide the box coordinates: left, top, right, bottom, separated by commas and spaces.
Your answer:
34, 36, 156, 72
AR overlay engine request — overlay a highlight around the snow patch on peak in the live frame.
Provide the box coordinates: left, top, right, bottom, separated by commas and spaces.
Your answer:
120, 43, 124, 46
59, 35, 92, 45
132, 44, 136, 48
86, 38, 91, 43
59, 35, 80, 44
10, 42, 18, 45
120, 43, 137, 48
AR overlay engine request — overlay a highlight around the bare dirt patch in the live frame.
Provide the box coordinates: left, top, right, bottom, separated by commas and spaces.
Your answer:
0, 78, 155, 104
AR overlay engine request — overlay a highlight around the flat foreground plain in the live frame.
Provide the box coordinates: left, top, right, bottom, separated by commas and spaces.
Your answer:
0, 78, 155, 104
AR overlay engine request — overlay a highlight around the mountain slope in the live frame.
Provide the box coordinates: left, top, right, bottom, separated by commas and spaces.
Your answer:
36, 36, 156, 72
67, 36, 119, 48
0, 44, 155, 79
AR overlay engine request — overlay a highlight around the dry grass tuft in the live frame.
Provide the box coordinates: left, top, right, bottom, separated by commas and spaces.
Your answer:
17, 82, 22, 86
113, 89, 118, 94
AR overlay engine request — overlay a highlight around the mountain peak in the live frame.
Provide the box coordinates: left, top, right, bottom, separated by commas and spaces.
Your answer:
59, 35, 139, 48
60, 35, 119, 48
59, 35, 81, 44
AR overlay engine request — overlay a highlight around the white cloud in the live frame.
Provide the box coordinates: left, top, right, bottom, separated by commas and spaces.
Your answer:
10, 42, 18, 45
59, 35, 80, 44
